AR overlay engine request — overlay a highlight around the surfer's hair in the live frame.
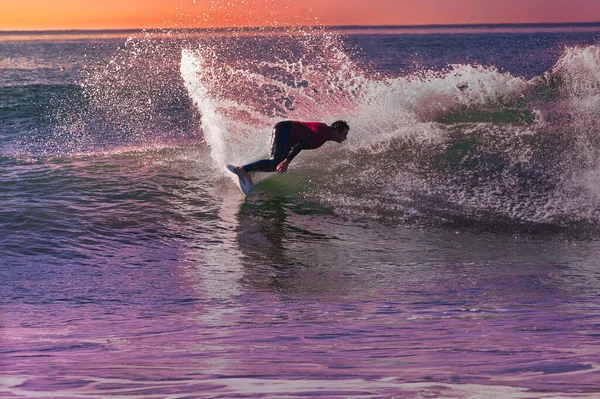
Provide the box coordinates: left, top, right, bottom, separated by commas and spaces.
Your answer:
331, 120, 350, 131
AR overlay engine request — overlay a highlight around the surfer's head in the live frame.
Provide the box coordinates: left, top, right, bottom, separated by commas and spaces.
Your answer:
330, 120, 350, 143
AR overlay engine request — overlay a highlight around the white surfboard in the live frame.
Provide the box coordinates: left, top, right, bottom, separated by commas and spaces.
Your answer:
225, 164, 255, 196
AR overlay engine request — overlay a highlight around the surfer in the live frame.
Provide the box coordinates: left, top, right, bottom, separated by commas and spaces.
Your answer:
232, 120, 350, 185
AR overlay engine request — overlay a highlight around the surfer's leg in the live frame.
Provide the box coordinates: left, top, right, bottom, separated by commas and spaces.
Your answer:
241, 160, 278, 173
271, 121, 291, 164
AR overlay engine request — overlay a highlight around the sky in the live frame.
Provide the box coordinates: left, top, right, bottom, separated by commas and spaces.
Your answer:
1, 0, 599, 31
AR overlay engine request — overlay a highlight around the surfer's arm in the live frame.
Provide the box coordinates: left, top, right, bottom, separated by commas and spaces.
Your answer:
286, 140, 309, 162
277, 140, 309, 173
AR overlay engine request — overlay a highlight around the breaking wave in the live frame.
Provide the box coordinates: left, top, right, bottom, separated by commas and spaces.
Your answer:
181, 33, 600, 233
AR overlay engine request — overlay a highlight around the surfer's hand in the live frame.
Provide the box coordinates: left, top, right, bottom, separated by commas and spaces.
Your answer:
276, 160, 289, 174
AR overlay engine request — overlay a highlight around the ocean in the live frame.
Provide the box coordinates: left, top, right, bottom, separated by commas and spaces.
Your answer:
2, 24, 600, 398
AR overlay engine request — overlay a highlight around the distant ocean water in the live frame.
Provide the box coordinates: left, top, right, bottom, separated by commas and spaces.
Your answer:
2, 24, 600, 398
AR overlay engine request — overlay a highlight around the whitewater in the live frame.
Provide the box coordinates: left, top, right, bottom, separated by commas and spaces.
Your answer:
178, 27, 600, 232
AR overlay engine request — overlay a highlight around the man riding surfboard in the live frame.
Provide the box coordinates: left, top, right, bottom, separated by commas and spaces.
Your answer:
231, 120, 350, 185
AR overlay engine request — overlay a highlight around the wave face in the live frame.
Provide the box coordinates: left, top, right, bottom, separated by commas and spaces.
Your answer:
180, 30, 600, 233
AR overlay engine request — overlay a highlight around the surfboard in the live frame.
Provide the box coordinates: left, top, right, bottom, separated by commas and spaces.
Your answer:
225, 164, 255, 196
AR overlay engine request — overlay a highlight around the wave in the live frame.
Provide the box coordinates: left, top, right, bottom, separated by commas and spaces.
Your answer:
180, 32, 600, 233
13, 28, 598, 234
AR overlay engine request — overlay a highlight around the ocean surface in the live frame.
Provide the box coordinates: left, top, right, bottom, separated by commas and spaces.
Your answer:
2, 24, 600, 398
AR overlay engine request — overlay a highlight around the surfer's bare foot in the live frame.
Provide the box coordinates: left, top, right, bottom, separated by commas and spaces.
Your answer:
234, 166, 253, 185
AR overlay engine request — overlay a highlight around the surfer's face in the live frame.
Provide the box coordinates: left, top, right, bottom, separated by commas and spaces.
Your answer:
332, 128, 349, 143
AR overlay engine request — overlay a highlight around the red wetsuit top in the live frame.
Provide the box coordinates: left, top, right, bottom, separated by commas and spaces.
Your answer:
288, 121, 332, 150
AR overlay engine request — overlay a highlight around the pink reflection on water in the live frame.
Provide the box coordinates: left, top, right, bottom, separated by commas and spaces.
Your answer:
3, 177, 600, 398
3, 292, 600, 398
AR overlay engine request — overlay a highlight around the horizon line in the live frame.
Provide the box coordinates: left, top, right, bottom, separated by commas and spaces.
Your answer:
2, 21, 600, 34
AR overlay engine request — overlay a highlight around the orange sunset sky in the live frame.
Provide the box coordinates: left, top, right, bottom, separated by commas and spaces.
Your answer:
1, 0, 599, 31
